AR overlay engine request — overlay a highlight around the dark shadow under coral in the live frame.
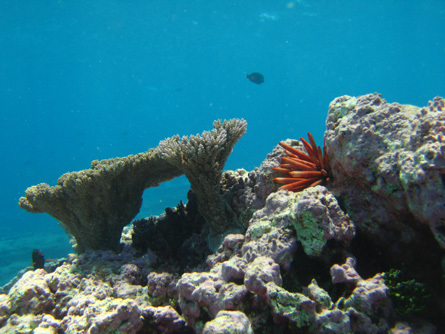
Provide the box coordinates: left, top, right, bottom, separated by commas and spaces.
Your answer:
350, 213, 445, 330
131, 190, 211, 273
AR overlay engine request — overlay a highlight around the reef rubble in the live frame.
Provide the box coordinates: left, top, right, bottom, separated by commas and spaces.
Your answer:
2, 94, 444, 333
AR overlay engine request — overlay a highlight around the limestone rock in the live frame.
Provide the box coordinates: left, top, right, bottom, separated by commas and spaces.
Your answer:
326, 93, 445, 248
203, 310, 253, 334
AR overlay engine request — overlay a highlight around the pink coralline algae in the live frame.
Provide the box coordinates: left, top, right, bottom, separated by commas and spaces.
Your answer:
176, 270, 249, 332
142, 306, 188, 334
326, 93, 445, 249
220, 142, 285, 226
146, 272, 178, 306
202, 310, 253, 334
242, 186, 354, 259
244, 256, 283, 298
0, 249, 191, 333
330, 257, 362, 287
8, 269, 55, 315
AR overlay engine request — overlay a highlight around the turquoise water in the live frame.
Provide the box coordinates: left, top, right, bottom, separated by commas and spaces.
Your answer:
1, 0, 444, 285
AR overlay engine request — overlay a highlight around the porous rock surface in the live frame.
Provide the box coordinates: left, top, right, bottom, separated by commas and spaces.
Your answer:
243, 187, 355, 258
177, 182, 395, 333
202, 310, 253, 334
220, 139, 300, 227
326, 93, 445, 248
0, 248, 191, 334
323, 95, 444, 323
1, 182, 395, 333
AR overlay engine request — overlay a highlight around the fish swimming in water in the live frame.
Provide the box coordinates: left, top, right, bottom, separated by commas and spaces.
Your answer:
30, 249, 55, 270
31, 249, 45, 269
246, 72, 264, 84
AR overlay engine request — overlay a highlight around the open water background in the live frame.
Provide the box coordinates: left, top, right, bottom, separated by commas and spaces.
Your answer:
1, 0, 444, 285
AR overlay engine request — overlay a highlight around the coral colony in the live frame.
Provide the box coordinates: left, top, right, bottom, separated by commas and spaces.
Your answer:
0, 94, 444, 333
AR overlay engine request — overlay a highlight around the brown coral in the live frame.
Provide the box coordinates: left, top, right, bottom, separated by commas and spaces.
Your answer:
154, 118, 247, 250
19, 119, 247, 253
19, 152, 181, 252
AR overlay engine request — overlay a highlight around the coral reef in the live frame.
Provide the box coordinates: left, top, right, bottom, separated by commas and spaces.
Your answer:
19, 152, 181, 252
325, 94, 444, 324
220, 141, 288, 226
19, 118, 246, 253
4, 95, 444, 332
202, 310, 253, 334
155, 119, 247, 250
0, 247, 194, 333
326, 94, 445, 248
238, 186, 354, 264
131, 190, 210, 271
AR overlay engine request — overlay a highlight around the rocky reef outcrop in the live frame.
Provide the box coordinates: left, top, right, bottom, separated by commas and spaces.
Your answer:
3, 94, 444, 333
325, 94, 444, 318
326, 94, 445, 249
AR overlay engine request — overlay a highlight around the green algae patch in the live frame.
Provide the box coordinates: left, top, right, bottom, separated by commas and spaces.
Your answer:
267, 285, 315, 328
291, 211, 326, 257
385, 139, 403, 151
383, 269, 431, 317
328, 96, 357, 120
263, 189, 327, 257
308, 279, 333, 309
248, 220, 273, 239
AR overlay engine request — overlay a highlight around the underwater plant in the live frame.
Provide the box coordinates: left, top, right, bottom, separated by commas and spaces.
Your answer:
383, 269, 431, 317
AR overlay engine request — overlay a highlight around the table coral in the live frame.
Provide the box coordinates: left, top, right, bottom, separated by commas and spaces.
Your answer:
155, 118, 247, 250
19, 119, 247, 253
19, 152, 182, 253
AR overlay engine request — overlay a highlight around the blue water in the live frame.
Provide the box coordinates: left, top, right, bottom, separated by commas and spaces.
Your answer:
1, 0, 444, 285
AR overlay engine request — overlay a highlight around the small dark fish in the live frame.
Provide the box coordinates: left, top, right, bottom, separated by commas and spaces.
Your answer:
246, 72, 264, 84
31, 249, 55, 270
32, 249, 45, 270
